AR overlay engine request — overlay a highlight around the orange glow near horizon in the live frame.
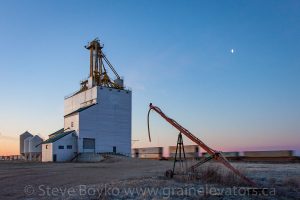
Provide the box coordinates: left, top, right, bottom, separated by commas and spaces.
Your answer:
1, 135, 299, 156
0, 139, 19, 156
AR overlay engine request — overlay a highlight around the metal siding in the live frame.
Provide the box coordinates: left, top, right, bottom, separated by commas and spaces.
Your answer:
29, 136, 43, 153
202, 152, 239, 157
221, 152, 239, 157
64, 87, 97, 116
52, 133, 78, 162
42, 143, 53, 162
79, 87, 132, 155
19, 132, 33, 154
169, 145, 200, 158
134, 147, 163, 154
169, 145, 200, 153
64, 113, 79, 131
24, 136, 33, 153
244, 150, 293, 157
169, 152, 199, 158
139, 154, 162, 159
83, 138, 95, 150
133, 147, 163, 159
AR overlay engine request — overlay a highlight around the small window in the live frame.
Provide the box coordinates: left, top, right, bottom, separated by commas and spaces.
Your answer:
46, 145, 48, 149
67, 145, 72, 149
71, 122, 74, 127
58, 145, 64, 149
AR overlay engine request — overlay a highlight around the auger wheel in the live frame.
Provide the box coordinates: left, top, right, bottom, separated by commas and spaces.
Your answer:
165, 169, 174, 178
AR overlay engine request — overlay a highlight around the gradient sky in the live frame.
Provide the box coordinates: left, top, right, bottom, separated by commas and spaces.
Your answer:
0, 0, 299, 156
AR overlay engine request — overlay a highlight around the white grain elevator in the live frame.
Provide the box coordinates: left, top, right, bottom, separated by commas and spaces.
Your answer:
64, 39, 132, 156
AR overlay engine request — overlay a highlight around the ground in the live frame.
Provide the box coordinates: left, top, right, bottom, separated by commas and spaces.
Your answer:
0, 157, 299, 199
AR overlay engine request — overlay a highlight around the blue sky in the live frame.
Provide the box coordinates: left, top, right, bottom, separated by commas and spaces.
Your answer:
0, 0, 299, 155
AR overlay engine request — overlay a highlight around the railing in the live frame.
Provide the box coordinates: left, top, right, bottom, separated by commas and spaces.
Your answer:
0, 155, 23, 161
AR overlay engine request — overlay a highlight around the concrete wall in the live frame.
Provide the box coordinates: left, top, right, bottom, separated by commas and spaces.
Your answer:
78, 86, 132, 155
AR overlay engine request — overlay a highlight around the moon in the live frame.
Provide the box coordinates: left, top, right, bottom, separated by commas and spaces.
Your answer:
231, 49, 235, 54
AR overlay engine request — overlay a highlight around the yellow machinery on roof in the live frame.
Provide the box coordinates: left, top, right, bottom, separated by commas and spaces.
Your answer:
81, 38, 124, 90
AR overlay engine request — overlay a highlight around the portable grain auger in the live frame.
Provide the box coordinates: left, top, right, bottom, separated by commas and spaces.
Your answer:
147, 103, 256, 186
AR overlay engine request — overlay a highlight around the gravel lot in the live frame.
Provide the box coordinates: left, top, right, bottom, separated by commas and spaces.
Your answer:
0, 157, 299, 199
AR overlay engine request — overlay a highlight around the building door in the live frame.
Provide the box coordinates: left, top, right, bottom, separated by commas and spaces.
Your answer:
53, 154, 57, 162
113, 146, 116, 154
83, 138, 95, 153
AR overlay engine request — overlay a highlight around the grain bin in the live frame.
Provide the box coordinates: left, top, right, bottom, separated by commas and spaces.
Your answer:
29, 135, 43, 153
24, 136, 32, 154
24, 136, 33, 160
19, 131, 33, 155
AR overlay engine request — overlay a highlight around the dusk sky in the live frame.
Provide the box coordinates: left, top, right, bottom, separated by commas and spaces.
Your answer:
0, 0, 299, 155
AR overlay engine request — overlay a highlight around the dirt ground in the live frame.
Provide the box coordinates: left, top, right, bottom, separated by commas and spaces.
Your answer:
0, 157, 299, 199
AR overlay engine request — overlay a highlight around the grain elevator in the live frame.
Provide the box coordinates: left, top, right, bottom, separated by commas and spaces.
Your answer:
41, 39, 132, 162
